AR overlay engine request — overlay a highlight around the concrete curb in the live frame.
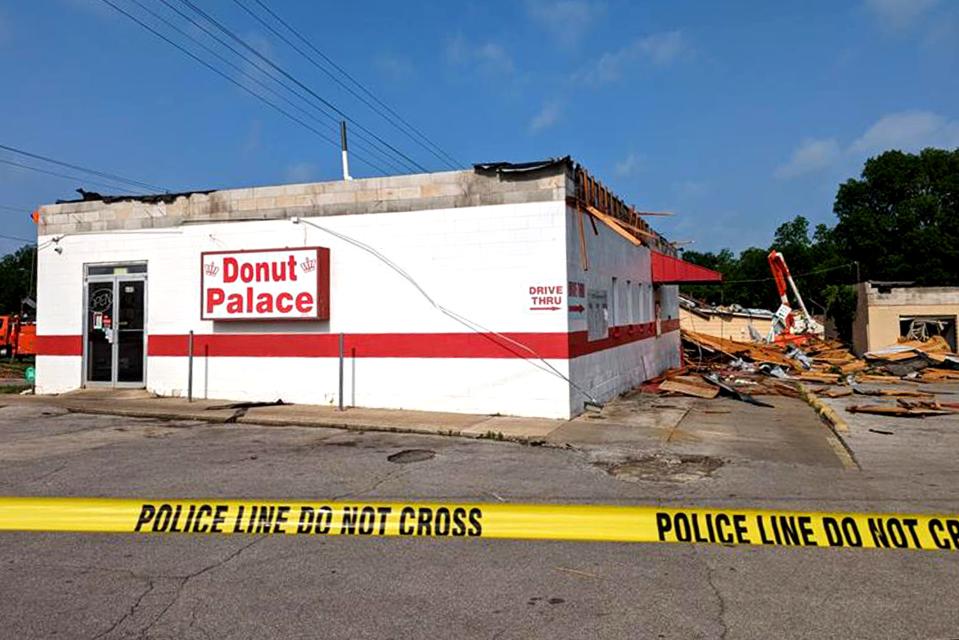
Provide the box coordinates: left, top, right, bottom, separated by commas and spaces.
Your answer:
797, 382, 859, 471
56, 406, 237, 424
8, 401, 546, 445
798, 383, 849, 432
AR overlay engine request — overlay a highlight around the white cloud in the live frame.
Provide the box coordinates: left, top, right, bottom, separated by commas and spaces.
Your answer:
528, 101, 562, 133
776, 110, 959, 180
774, 138, 841, 179
374, 53, 414, 81
582, 31, 688, 85
446, 35, 514, 76
62, 0, 116, 19
237, 32, 279, 93
284, 162, 319, 183
241, 120, 262, 157
850, 110, 959, 154
614, 152, 644, 178
526, 0, 605, 47
673, 179, 708, 199
865, 0, 939, 29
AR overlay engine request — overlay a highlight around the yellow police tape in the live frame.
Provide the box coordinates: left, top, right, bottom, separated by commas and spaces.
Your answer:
1, 497, 958, 551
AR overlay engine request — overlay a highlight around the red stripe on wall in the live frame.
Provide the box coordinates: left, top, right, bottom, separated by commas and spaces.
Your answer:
34, 335, 83, 356
661, 318, 680, 333
569, 322, 658, 357
37, 322, 680, 360
148, 332, 572, 359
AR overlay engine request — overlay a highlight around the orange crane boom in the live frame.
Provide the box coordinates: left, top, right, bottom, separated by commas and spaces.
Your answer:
766, 250, 824, 344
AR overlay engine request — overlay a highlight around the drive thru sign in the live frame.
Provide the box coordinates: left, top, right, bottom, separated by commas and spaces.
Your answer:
201, 247, 330, 321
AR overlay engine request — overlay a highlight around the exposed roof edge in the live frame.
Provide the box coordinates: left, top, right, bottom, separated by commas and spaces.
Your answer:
473, 156, 573, 176
57, 188, 215, 205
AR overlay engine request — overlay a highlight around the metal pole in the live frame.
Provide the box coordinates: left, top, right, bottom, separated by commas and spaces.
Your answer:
340, 121, 352, 181
338, 332, 345, 411
187, 330, 194, 403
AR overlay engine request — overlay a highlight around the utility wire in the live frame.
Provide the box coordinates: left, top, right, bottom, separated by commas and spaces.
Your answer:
177, 0, 429, 173
0, 204, 32, 214
99, 0, 393, 175
250, 0, 463, 170
0, 143, 165, 192
235, 0, 463, 170
720, 262, 857, 284
0, 232, 34, 243
152, 0, 406, 174
0, 157, 139, 194
131, 0, 402, 174
295, 218, 601, 405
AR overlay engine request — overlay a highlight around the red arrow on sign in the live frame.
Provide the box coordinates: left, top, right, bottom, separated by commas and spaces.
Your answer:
568, 304, 585, 313
529, 306, 561, 311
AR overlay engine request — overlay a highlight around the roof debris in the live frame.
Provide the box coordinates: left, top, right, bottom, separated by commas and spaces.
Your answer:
634, 329, 959, 416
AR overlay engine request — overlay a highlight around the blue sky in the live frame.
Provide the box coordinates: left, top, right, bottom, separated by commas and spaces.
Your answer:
1, 0, 957, 254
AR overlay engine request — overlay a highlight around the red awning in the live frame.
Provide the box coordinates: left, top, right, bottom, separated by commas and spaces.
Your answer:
651, 251, 722, 284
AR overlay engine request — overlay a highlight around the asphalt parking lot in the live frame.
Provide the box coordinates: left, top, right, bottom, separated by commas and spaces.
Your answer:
2, 396, 959, 639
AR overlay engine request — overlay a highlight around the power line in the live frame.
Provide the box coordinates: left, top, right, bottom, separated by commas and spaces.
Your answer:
720, 262, 857, 284
132, 0, 403, 174
99, 0, 393, 175
235, 0, 463, 170
150, 0, 406, 175
0, 157, 139, 194
0, 143, 166, 193
0, 232, 34, 243
0, 204, 33, 214
177, 0, 430, 173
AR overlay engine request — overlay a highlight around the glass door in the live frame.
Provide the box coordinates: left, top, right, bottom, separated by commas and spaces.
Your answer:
84, 268, 147, 387
86, 281, 115, 383
116, 280, 145, 383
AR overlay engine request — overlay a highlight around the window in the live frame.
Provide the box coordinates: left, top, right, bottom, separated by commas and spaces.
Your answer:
610, 277, 618, 326
86, 263, 148, 276
587, 289, 609, 341
633, 283, 642, 323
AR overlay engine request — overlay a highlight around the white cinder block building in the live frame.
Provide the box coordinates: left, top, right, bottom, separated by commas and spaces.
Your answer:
33, 158, 719, 419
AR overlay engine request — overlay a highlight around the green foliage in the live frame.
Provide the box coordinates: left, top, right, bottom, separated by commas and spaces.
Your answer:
682, 147, 959, 339
682, 219, 856, 313
834, 148, 959, 285
0, 245, 35, 315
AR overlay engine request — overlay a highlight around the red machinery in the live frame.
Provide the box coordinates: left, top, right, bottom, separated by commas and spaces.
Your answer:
766, 250, 824, 344
0, 315, 36, 358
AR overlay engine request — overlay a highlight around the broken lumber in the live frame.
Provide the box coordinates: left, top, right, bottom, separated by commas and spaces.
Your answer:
659, 378, 719, 399
847, 403, 954, 418
818, 388, 853, 398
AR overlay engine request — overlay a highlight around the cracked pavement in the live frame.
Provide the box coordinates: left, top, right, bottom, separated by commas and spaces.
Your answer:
1, 402, 959, 638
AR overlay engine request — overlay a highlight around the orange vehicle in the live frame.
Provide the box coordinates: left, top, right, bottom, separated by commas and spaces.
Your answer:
0, 315, 36, 358
766, 250, 825, 345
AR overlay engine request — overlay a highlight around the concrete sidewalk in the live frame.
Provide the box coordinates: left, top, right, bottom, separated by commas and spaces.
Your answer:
0, 388, 850, 468
0, 389, 568, 443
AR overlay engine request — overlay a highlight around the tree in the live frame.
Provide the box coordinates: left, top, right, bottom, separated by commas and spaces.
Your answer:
0, 246, 35, 315
681, 214, 858, 338
834, 148, 959, 285
678, 148, 958, 341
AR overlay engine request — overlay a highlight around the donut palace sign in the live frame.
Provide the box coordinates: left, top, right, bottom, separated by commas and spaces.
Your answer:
200, 247, 330, 321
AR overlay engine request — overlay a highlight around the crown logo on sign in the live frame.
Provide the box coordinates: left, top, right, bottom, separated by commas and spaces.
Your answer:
300, 256, 317, 273
204, 262, 220, 277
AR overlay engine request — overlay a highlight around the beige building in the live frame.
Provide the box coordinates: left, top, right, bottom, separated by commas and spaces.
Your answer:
852, 282, 959, 355
679, 296, 774, 343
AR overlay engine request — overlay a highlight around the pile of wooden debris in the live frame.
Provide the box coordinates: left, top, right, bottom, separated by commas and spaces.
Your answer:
664, 330, 959, 417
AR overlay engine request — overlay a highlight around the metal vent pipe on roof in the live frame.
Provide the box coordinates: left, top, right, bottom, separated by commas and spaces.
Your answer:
340, 121, 352, 181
